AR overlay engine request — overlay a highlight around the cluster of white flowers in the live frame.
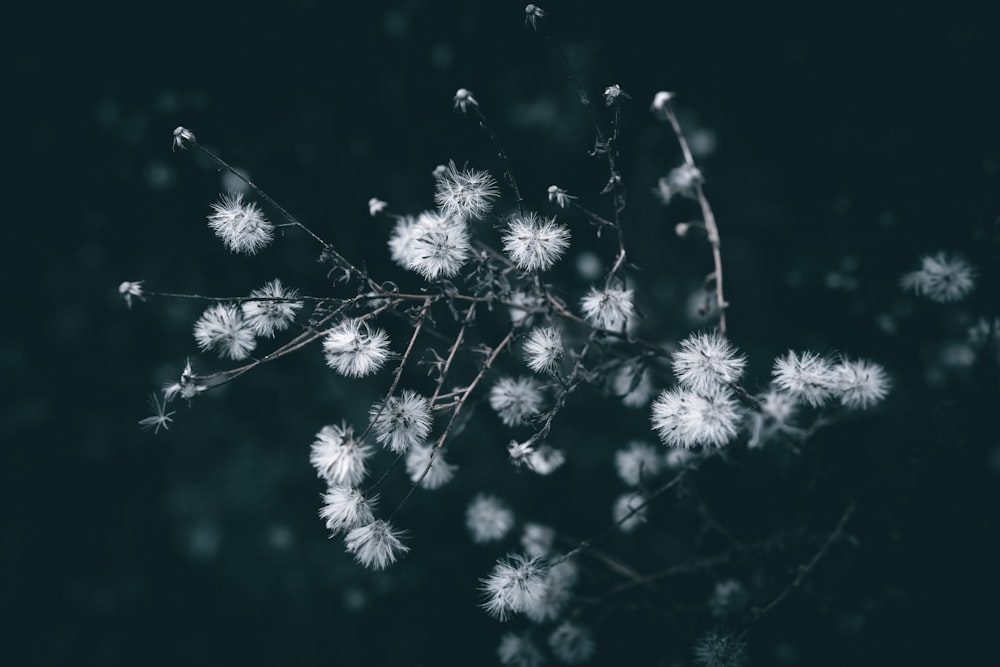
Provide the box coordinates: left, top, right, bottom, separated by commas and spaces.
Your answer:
651, 385, 742, 449
772, 351, 889, 411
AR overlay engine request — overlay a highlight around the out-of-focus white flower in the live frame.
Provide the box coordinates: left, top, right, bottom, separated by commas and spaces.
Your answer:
611, 364, 655, 408
344, 519, 408, 571
193, 303, 257, 360
241, 278, 302, 338
323, 319, 391, 378
369, 390, 432, 453
832, 358, 890, 409
708, 578, 750, 619
746, 389, 799, 449
524, 558, 578, 623
434, 161, 500, 220
527, 444, 565, 475
547, 185, 576, 209
523, 326, 564, 374
693, 630, 747, 667
405, 211, 471, 280
498, 633, 545, 667
207, 192, 274, 255
613, 492, 647, 532
548, 621, 596, 664
900, 251, 976, 303
387, 214, 421, 267
615, 440, 664, 486
118, 281, 145, 309
672, 331, 747, 393
405, 443, 456, 489
653, 163, 702, 205
310, 422, 372, 487
490, 376, 545, 427
771, 350, 837, 407
367, 197, 387, 216
466, 493, 515, 544
521, 523, 556, 559
454, 88, 478, 114
480, 553, 548, 621
580, 286, 634, 331
319, 486, 376, 535
508, 291, 546, 326
651, 386, 741, 448
502, 213, 571, 272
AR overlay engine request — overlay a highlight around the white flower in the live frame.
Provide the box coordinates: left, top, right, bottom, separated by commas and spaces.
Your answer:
547, 185, 576, 208
613, 492, 647, 532
580, 286, 634, 331
603, 83, 629, 106
310, 422, 373, 487
453, 88, 478, 114
502, 213, 571, 272
672, 331, 747, 393
831, 358, 890, 409
207, 192, 274, 255
434, 161, 500, 220
405, 443, 456, 489
193, 303, 257, 360
653, 163, 702, 205
771, 350, 837, 407
387, 214, 422, 268
498, 633, 546, 667
369, 390, 432, 454
163, 358, 204, 403
406, 211, 471, 280
490, 377, 545, 427
693, 631, 747, 667
508, 291, 546, 326
900, 251, 976, 302
524, 559, 578, 623
611, 365, 655, 408
521, 523, 556, 559
466, 493, 515, 544
548, 621, 596, 664
172, 126, 196, 151
323, 319, 391, 378
651, 386, 742, 448
527, 444, 565, 475
118, 280, 144, 309
523, 326, 564, 374
343, 519, 408, 571
319, 486, 376, 535
240, 279, 302, 338
480, 554, 548, 621
615, 440, 664, 486
367, 197, 387, 216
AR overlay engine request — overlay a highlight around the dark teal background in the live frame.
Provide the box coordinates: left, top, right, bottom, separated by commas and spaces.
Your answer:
4, 1, 999, 665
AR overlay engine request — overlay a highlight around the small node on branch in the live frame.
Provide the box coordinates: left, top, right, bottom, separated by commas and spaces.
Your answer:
453, 88, 478, 114
171, 126, 196, 151
524, 4, 546, 31
650, 91, 676, 121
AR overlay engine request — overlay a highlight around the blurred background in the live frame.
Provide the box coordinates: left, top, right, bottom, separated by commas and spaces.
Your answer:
4, 0, 1000, 664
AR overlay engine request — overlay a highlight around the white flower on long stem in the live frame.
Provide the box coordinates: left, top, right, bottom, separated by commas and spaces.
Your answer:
207, 192, 274, 255
434, 161, 500, 220
489, 377, 545, 427
193, 303, 257, 360
241, 279, 302, 338
651, 386, 741, 448
319, 486, 376, 535
502, 213, 570, 272
323, 319, 391, 378
369, 390, 432, 453
672, 331, 747, 393
343, 519, 408, 571
580, 286, 634, 331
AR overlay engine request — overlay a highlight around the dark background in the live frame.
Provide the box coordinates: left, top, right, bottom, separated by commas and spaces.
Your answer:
4, 1, 999, 665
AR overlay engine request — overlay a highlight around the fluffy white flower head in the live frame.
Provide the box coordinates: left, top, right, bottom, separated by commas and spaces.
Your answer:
207, 192, 274, 255
369, 390, 432, 453
323, 319, 391, 378
466, 493, 515, 544
832, 358, 890, 409
771, 350, 837, 407
654, 163, 702, 205
406, 211, 471, 280
502, 213, 571, 272
343, 519, 408, 571
489, 377, 545, 427
309, 422, 372, 487
901, 251, 976, 303
319, 486, 376, 535
434, 161, 500, 220
651, 386, 741, 448
580, 286, 634, 331
241, 279, 302, 338
480, 553, 548, 621
672, 331, 747, 393
523, 326, 564, 374
193, 303, 257, 360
